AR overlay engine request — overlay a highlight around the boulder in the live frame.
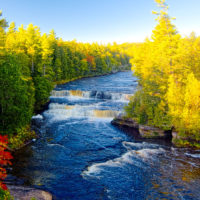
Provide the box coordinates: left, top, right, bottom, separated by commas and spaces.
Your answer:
8, 185, 52, 200
139, 125, 172, 139
90, 90, 97, 98
96, 91, 104, 99
111, 116, 139, 129
111, 116, 172, 140
31, 115, 44, 127
103, 92, 112, 100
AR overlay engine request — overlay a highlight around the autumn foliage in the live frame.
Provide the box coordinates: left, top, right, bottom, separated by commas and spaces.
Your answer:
0, 136, 13, 191
126, 0, 200, 148
0, 11, 130, 138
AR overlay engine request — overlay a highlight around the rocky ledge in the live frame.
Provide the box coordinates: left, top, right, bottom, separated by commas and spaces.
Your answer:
111, 116, 139, 128
111, 116, 172, 140
8, 185, 52, 200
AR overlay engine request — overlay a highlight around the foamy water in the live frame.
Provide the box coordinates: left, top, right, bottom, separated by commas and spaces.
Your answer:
12, 72, 200, 200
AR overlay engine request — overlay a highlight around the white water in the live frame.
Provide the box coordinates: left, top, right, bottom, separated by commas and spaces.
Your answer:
32, 114, 43, 119
51, 89, 132, 102
45, 102, 120, 121
82, 145, 166, 178
185, 153, 200, 158
14, 72, 200, 200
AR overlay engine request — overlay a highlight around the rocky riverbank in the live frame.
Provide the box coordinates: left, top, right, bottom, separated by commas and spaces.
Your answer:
111, 116, 172, 140
8, 185, 52, 200
111, 116, 200, 149
6, 116, 54, 200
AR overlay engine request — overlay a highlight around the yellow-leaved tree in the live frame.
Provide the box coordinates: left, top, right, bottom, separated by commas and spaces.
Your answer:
126, 0, 200, 148
127, 0, 180, 129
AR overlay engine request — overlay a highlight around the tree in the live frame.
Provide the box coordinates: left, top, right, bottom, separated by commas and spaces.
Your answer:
128, 0, 179, 129
0, 12, 130, 139
0, 53, 34, 135
0, 11, 7, 51
126, 0, 200, 147
33, 76, 53, 111
40, 33, 53, 77
25, 24, 41, 73
5, 22, 17, 51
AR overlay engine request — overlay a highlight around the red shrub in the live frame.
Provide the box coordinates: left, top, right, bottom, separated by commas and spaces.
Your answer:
0, 136, 13, 190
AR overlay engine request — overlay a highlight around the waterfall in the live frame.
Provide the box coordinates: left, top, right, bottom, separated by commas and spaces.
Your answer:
69, 90, 83, 97
51, 89, 132, 101
93, 110, 119, 118
45, 103, 120, 119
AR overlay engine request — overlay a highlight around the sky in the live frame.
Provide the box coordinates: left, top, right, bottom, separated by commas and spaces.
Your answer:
0, 0, 200, 44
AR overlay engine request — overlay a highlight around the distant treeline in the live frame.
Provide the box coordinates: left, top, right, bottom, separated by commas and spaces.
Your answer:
0, 11, 131, 143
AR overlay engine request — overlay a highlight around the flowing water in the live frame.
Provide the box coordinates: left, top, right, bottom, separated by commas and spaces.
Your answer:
12, 72, 200, 200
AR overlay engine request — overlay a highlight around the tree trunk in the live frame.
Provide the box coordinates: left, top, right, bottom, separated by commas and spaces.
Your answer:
43, 64, 46, 76
31, 57, 34, 73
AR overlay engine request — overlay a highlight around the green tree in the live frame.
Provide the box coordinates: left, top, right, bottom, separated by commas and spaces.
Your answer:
0, 53, 34, 135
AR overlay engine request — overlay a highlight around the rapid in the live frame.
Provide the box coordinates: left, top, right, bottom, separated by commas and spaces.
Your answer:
12, 72, 200, 200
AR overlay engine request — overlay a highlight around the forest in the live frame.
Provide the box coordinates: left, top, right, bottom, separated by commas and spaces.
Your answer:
0, 0, 200, 198
0, 12, 131, 150
125, 0, 200, 148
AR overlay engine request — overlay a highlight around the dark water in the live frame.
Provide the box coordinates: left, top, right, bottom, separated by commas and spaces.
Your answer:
12, 72, 200, 200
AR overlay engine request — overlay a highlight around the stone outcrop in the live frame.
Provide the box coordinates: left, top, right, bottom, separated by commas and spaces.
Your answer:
139, 125, 172, 139
111, 116, 139, 129
8, 185, 52, 200
111, 116, 172, 140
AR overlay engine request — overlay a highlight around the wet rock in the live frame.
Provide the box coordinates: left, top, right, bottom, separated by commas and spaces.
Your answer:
111, 116, 172, 140
8, 185, 52, 200
31, 115, 45, 136
103, 92, 112, 100
90, 90, 97, 97
31, 115, 44, 127
96, 91, 104, 99
94, 91, 112, 99
139, 125, 172, 139
111, 116, 139, 129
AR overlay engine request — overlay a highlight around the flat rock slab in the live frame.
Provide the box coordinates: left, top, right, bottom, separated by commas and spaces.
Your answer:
139, 125, 167, 139
111, 116, 172, 140
8, 185, 52, 200
111, 117, 139, 129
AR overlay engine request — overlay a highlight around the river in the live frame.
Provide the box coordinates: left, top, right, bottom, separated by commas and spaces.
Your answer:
12, 71, 200, 200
